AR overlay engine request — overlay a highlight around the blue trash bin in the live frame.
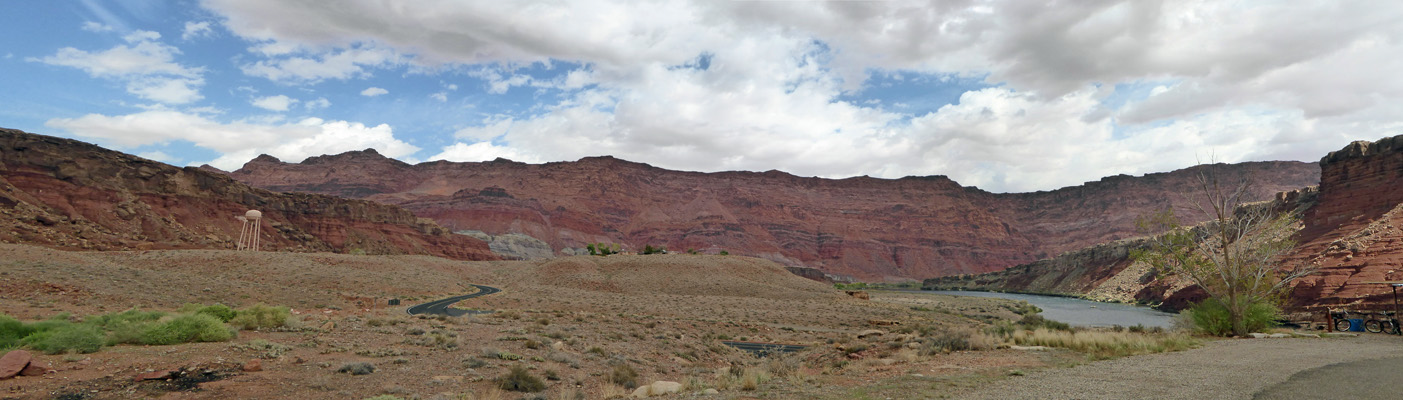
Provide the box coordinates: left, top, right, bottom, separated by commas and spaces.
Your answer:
1348, 318, 1365, 332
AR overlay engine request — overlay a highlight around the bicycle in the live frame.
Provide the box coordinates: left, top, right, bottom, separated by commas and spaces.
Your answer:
1364, 311, 1399, 334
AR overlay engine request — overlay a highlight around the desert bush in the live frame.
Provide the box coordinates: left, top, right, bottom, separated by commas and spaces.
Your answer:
498, 365, 546, 392
609, 364, 640, 389
235, 339, 292, 359
1183, 298, 1280, 336
338, 362, 377, 375
920, 328, 973, 355
140, 314, 235, 345
0, 314, 35, 349
21, 323, 105, 354
230, 304, 290, 330
740, 367, 769, 391
1010, 328, 1199, 359
195, 304, 237, 322
1019, 314, 1072, 331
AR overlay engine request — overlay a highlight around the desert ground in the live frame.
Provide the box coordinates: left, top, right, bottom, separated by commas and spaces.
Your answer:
11, 243, 1389, 400
1, 243, 1090, 399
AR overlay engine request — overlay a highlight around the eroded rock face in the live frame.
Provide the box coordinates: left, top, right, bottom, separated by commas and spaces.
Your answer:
1286, 135, 1403, 309
0, 128, 495, 261
454, 230, 553, 260
232, 149, 1317, 281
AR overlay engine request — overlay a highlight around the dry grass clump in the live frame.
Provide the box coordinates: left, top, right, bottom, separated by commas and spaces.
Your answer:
609, 363, 640, 388
497, 365, 545, 392
1009, 328, 1199, 359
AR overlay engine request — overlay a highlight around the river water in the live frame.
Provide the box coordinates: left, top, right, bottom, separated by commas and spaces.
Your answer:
923, 290, 1178, 329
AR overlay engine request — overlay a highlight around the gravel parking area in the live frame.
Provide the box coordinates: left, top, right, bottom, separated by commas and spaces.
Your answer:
963, 335, 1403, 400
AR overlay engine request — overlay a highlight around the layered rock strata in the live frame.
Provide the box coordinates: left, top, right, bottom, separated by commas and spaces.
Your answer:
0, 128, 495, 260
232, 147, 1317, 281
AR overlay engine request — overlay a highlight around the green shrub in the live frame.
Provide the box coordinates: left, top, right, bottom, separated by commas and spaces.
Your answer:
610, 363, 640, 388
1019, 314, 1072, 331
140, 314, 235, 345
0, 314, 34, 349
89, 309, 167, 328
498, 365, 546, 392
1183, 298, 1280, 336
230, 304, 290, 330
22, 323, 105, 354
921, 329, 973, 355
338, 362, 376, 375
195, 304, 237, 322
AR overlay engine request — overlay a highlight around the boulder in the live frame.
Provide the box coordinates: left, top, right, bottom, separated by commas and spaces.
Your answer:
0, 350, 33, 379
632, 381, 682, 397
242, 359, 263, 372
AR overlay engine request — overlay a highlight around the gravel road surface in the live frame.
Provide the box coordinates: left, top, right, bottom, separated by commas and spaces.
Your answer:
963, 335, 1403, 399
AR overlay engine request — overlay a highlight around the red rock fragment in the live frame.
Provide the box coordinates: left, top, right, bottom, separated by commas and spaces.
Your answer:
242, 359, 262, 372
19, 360, 50, 376
0, 350, 33, 379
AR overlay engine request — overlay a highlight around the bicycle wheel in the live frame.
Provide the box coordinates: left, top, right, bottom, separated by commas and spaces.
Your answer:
1365, 319, 1382, 333
1383, 320, 1399, 335
1335, 318, 1352, 332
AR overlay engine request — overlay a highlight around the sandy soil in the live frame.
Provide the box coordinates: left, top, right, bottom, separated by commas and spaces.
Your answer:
0, 244, 1051, 399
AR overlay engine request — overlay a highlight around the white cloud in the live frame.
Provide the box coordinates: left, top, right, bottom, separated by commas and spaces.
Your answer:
250, 94, 297, 111
198, 0, 1403, 191
136, 151, 175, 163
81, 21, 113, 32
430, 142, 538, 163
241, 45, 402, 83
429, 92, 447, 102
35, 31, 205, 104
359, 87, 388, 97
45, 110, 420, 171
304, 97, 331, 110
182, 21, 213, 40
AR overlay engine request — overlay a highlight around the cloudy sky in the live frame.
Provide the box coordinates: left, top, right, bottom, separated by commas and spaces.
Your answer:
1, 1, 1399, 192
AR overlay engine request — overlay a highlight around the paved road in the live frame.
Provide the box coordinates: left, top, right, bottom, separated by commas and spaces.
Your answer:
405, 284, 500, 316
721, 341, 808, 357
1254, 356, 1403, 399
962, 335, 1403, 400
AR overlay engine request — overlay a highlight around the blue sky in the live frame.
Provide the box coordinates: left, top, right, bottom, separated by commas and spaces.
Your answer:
1, 1, 1398, 192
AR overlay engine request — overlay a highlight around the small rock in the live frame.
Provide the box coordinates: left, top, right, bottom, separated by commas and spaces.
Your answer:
702, 388, 719, 395
857, 329, 886, 339
1249, 333, 1269, 339
0, 350, 33, 379
632, 380, 682, 397
876, 358, 897, 366
1268, 333, 1291, 338
1008, 345, 1053, 351
320, 320, 336, 331
134, 370, 174, 381
242, 359, 262, 372
20, 361, 51, 377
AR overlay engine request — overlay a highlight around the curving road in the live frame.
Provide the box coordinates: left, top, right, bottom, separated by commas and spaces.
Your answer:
405, 284, 500, 317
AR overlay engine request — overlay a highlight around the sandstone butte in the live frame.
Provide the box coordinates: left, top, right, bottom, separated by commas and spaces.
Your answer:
0, 128, 496, 261
229, 143, 1318, 281
926, 133, 1403, 312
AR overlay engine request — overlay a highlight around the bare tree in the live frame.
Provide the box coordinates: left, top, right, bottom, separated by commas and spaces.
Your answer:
1133, 164, 1315, 336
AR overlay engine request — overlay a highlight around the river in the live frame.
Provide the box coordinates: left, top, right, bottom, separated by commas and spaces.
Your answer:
923, 290, 1177, 329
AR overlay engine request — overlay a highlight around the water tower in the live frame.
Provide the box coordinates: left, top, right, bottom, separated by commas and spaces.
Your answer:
237, 210, 263, 251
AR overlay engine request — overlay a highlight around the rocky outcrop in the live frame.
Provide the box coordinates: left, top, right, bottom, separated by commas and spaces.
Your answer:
454, 230, 553, 260
233, 149, 1317, 281
1286, 134, 1403, 309
0, 128, 496, 260
925, 133, 1403, 312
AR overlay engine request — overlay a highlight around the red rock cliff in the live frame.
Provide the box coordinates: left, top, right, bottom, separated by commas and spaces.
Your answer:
1287, 135, 1403, 309
0, 128, 496, 261
232, 148, 1317, 281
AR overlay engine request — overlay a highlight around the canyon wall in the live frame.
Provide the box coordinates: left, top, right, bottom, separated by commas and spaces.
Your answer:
232, 148, 1317, 281
0, 128, 496, 261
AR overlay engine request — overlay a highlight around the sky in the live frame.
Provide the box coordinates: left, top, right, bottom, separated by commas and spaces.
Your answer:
1, 1, 1399, 193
